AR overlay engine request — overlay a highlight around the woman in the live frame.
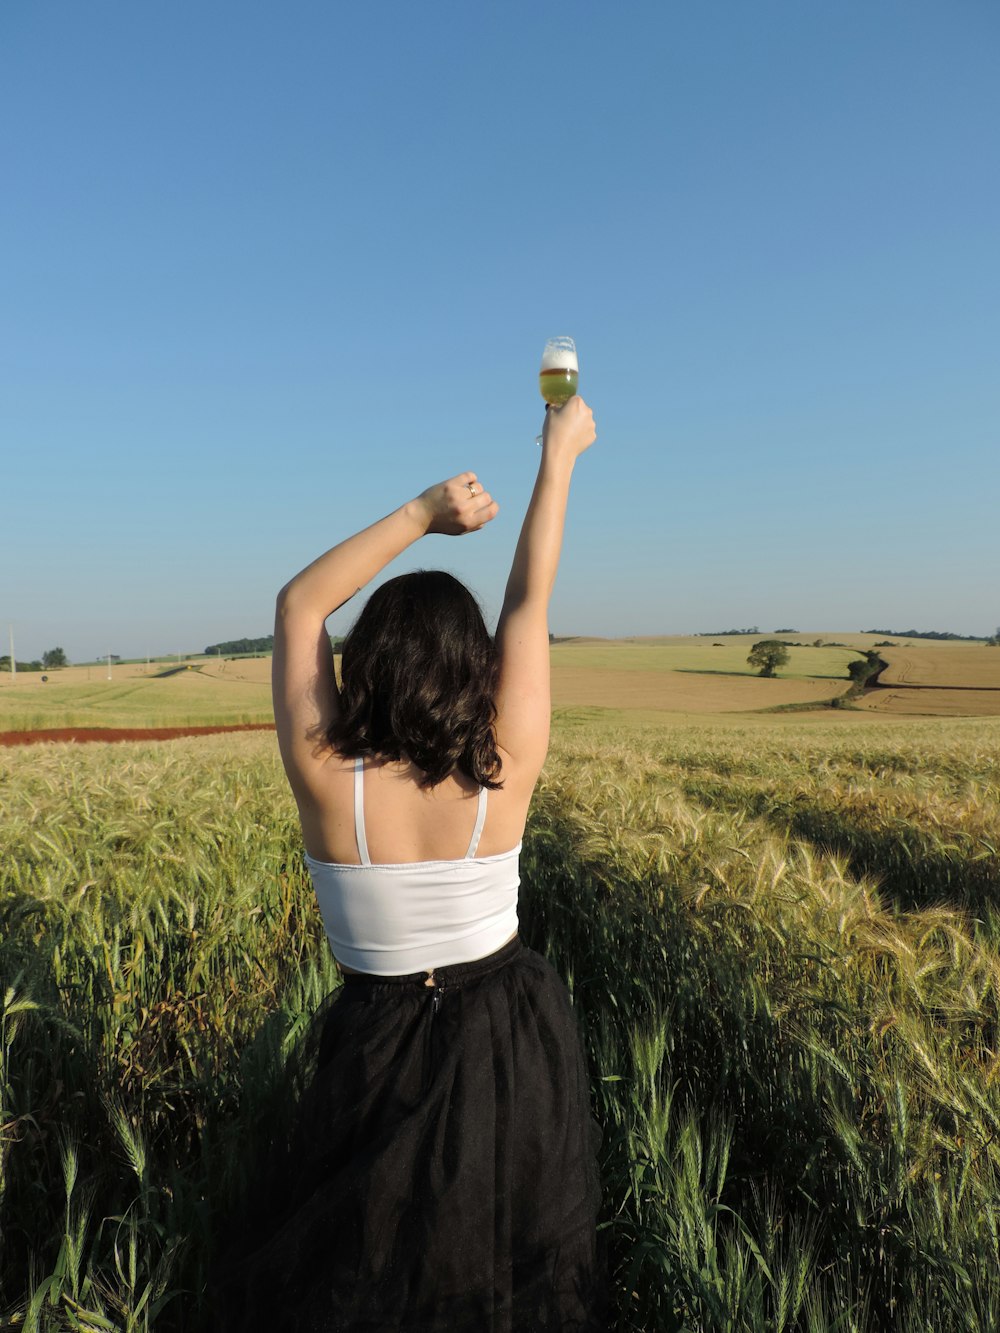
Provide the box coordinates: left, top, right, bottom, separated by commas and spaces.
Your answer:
219, 395, 602, 1331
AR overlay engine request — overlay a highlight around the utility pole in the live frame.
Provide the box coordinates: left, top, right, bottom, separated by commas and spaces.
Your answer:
107, 653, 112, 681
8, 625, 15, 683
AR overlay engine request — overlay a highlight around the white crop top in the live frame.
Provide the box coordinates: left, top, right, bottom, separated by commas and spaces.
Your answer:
304, 758, 521, 975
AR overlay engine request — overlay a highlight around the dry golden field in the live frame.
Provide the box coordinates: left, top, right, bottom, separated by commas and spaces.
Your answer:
879, 643, 1000, 687
551, 637, 1000, 720
198, 656, 273, 683
549, 637, 861, 718
1, 638, 997, 732
858, 642, 1000, 717
857, 688, 1000, 718
550, 664, 846, 714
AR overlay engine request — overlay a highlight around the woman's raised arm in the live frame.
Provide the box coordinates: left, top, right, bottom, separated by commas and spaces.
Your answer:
272, 474, 498, 797
494, 397, 596, 783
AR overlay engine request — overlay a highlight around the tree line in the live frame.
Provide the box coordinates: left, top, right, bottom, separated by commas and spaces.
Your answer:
204, 635, 345, 656
862, 627, 992, 642
1, 648, 68, 672
204, 636, 275, 656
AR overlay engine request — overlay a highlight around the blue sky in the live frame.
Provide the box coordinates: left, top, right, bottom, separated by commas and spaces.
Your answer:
3, 1, 998, 662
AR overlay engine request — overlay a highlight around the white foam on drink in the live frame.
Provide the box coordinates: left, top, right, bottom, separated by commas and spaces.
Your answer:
540, 340, 578, 372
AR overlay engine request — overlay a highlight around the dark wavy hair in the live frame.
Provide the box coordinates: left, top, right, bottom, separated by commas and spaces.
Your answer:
327, 570, 503, 789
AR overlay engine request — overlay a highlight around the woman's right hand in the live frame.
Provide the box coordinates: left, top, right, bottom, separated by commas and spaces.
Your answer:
541, 395, 597, 459
410, 473, 499, 536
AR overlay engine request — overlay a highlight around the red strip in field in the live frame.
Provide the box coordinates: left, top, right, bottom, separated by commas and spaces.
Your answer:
0, 723, 277, 747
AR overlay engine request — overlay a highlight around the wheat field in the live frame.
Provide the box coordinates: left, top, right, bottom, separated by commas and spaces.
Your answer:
3, 712, 1000, 1330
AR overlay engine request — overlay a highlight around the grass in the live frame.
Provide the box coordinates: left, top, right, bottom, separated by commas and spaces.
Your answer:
3, 715, 1000, 1329
0, 667, 274, 732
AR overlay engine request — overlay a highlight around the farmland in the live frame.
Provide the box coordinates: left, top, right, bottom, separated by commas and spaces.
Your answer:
0, 659, 275, 733
2, 636, 997, 736
2, 639, 1000, 1329
856, 642, 1000, 717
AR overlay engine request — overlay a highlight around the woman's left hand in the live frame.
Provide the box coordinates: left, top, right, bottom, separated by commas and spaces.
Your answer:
410, 473, 499, 536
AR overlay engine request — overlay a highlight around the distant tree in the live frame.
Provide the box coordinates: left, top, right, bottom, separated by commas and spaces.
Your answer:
747, 639, 789, 677
846, 650, 887, 691
42, 647, 68, 668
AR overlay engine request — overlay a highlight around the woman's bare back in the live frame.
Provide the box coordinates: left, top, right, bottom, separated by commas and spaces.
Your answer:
296, 753, 533, 868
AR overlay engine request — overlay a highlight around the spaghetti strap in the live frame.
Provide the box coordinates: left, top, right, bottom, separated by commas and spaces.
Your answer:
465, 786, 488, 859
354, 757, 371, 866
354, 766, 485, 863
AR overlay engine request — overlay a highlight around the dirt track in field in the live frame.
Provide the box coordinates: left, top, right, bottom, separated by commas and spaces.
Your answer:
0, 723, 276, 748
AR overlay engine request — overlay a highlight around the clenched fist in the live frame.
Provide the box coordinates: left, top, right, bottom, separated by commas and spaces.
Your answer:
411, 473, 500, 536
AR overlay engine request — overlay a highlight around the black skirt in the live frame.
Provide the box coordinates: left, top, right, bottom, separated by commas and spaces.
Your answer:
212, 937, 605, 1332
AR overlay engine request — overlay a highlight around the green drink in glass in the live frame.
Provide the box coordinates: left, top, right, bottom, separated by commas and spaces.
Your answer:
536, 336, 578, 443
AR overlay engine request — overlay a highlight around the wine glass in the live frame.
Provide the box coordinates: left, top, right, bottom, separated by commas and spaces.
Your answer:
535, 336, 578, 444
